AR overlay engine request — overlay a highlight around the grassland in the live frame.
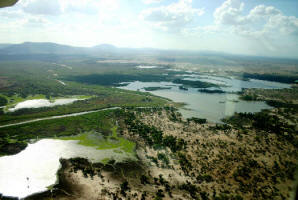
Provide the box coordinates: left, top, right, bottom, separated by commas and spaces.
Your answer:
0, 60, 174, 125
0, 110, 125, 156
60, 126, 136, 154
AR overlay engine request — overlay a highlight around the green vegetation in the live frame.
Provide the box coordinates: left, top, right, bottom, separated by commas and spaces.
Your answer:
65, 73, 168, 86
198, 89, 225, 94
60, 127, 135, 154
120, 181, 130, 197
0, 95, 8, 106
223, 111, 297, 146
179, 182, 198, 199
242, 72, 298, 84
173, 79, 219, 88
0, 109, 132, 156
187, 117, 207, 124
157, 153, 169, 165
0, 60, 171, 125
240, 94, 258, 101
0, 92, 168, 126
143, 87, 171, 91
0, 44, 297, 200
121, 109, 186, 152
178, 152, 193, 174
1, 94, 92, 112
178, 85, 188, 90
196, 174, 213, 183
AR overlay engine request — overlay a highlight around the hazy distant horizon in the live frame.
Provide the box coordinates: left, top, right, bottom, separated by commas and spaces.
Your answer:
1, 0, 298, 58
2, 41, 298, 60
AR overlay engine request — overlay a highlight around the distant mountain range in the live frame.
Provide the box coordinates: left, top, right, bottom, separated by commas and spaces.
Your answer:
0, 42, 297, 62
0, 42, 112, 55
0, 42, 207, 56
0, 44, 13, 49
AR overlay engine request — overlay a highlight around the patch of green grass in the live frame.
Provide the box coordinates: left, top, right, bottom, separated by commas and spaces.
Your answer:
101, 158, 110, 164
60, 126, 136, 154
77, 95, 94, 99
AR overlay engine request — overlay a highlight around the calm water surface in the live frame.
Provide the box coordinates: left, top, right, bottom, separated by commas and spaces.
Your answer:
118, 75, 290, 122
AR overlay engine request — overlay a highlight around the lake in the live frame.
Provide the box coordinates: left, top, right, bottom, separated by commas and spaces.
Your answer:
118, 74, 290, 122
0, 134, 136, 199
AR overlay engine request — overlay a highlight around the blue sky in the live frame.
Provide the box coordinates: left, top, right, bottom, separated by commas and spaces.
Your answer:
0, 0, 298, 58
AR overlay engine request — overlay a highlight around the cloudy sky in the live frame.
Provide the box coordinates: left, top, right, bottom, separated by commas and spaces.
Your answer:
0, 0, 298, 58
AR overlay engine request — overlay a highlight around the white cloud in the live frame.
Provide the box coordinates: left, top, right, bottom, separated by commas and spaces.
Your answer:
0, 9, 24, 19
25, 16, 50, 28
18, 0, 119, 16
213, 0, 298, 37
214, 0, 246, 25
265, 14, 298, 35
141, 0, 204, 32
143, 0, 163, 4
211, 0, 298, 56
22, 0, 62, 15
0, 0, 297, 58
247, 5, 281, 20
62, 0, 119, 15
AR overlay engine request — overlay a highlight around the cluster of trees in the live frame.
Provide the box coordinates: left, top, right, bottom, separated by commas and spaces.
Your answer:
196, 174, 213, 183
173, 79, 218, 88
1, 78, 92, 98
178, 152, 193, 174
157, 153, 169, 165
0, 96, 7, 106
120, 181, 130, 197
198, 89, 225, 94
121, 110, 186, 152
0, 138, 27, 155
224, 111, 296, 145
209, 123, 231, 131
143, 87, 171, 91
69, 158, 96, 179
187, 117, 207, 124
242, 73, 298, 84
266, 100, 298, 109
65, 73, 167, 86
240, 94, 258, 101
179, 182, 198, 199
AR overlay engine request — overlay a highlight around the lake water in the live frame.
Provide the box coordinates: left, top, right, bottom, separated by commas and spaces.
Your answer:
0, 138, 135, 199
118, 75, 290, 122
181, 74, 290, 92
8, 98, 80, 112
